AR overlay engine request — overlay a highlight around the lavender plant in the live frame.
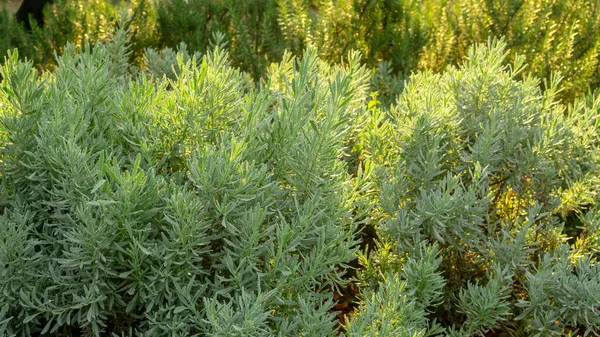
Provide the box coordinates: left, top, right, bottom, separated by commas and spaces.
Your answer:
0, 26, 369, 336
353, 39, 600, 335
1, 23, 600, 337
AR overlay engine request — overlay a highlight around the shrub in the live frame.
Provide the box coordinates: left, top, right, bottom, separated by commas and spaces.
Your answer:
0, 27, 370, 336
354, 39, 600, 335
1, 22, 600, 337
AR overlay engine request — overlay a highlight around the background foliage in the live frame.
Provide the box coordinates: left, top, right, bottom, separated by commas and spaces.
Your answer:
1, 0, 600, 102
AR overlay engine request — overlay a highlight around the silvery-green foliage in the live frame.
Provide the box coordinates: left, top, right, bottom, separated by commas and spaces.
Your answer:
345, 243, 445, 336
516, 245, 600, 336
0, 26, 369, 336
1, 23, 600, 336
0, 207, 43, 336
357, 38, 600, 335
401, 243, 446, 309
344, 273, 435, 337
580, 205, 600, 256
368, 38, 599, 258
143, 42, 202, 81
456, 266, 513, 336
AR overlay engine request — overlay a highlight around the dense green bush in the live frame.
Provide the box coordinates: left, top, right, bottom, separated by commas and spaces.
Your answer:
0, 27, 370, 335
1, 22, 600, 335
355, 39, 600, 336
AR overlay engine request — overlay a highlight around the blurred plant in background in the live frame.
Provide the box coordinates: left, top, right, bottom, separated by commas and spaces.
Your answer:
1, 0, 599, 102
